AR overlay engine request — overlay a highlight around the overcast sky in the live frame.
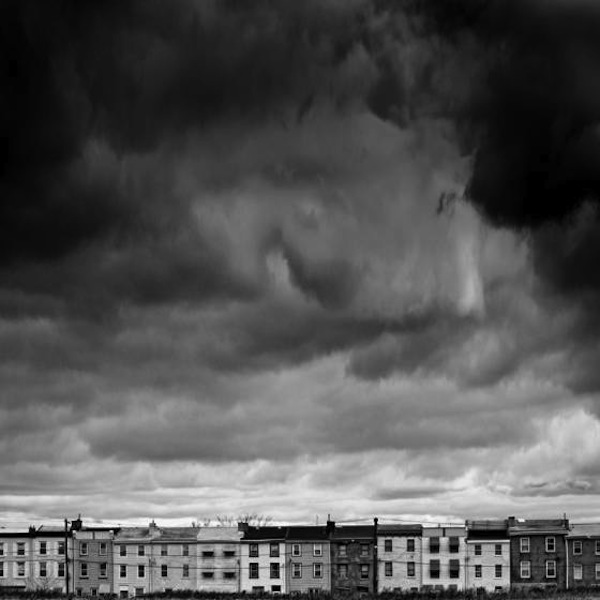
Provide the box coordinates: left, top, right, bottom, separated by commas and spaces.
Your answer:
3, 0, 600, 527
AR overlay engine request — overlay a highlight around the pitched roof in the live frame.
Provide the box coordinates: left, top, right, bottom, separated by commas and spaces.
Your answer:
378, 524, 423, 536
568, 524, 600, 538
286, 526, 329, 541
467, 520, 508, 539
197, 527, 242, 542
156, 527, 199, 541
508, 519, 569, 535
331, 525, 374, 540
242, 526, 287, 541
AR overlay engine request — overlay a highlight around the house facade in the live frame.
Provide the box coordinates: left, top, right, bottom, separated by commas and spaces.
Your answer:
422, 526, 466, 591
508, 517, 569, 590
465, 520, 510, 592
377, 524, 422, 592
566, 524, 600, 589
286, 525, 331, 594
330, 524, 375, 595
239, 525, 287, 594
0, 528, 35, 591
196, 527, 242, 592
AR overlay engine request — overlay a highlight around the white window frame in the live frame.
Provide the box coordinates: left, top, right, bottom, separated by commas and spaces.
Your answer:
100, 563, 107, 579
520, 537, 530, 553
58, 562, 65, 577
249, 563, 259, 579
292, 544, 301, 557
161, 565, 168, 578
313, 563, 323, 578
474, 544, 482, 556
574, 563, 583, 580
384, 539, 393, 553
573, 540, 582, 555
495, 544, 502, 556
40, 562, 47, 577
39, 541, 47, 555
313, 543, 322, 557
120, 565, 127, 578
495, 564, 502, 578
520, 561, 531, 579
384, 561, 393, 577
138, 564, 145, 578
182, 544, 189, 557
17, 543, 25, 556
546, 560, 556, 579
546, 537, 556, 553
596, 540, 600, 555
292, 563, 301, 579
17, 562, 25, 577
596, 563, 600, 580
475, 565, 482, 579
80, 562, 88, 578
407, 561, 415, 578
80, 542, 88, 556
407, 538, 415, 552
138, 545, 145, 557
99, 542, 107, 556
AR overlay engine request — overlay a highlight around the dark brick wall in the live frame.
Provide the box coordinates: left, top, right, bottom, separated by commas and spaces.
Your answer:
509, 534, 567, 589
330, 541, 374, 594
568, 538, 600, 588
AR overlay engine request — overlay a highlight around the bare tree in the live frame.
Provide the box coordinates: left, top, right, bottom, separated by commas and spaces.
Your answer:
214, 513, 273, 527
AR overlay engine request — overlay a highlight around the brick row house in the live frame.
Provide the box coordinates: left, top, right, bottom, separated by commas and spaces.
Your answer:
7, 515, 600, 596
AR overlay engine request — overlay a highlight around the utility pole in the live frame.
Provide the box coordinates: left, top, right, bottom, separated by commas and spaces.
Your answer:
64, 519, 70, 595
373, 517, 378, 595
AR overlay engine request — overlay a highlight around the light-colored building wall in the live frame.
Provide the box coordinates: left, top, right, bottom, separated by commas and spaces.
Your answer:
286, 540, 330, 593
465, 540, 510, 591
377, 528, 422, 591
32, 530, 68, 593
196, 527, 241, 593
240, 539, 287, 593
422, 527, 467, 591
0, 533, 34, 589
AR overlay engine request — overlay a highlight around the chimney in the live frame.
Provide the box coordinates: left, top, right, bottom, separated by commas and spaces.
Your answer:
507, 516, 516, 528
29, 525, 36, 536
149, 520, 160, 538
71, 516, 83, 532
238, 522, 249, 535
326, 519, 335, 537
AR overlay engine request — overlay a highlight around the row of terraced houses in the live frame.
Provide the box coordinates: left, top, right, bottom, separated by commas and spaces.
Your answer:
2, 517, 600, 596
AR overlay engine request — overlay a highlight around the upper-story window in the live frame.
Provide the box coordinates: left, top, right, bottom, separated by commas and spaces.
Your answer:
495, 544, 502, 556
39, 541, 47, 555
80, 542, 88, 556
338, 543, 347, 557
596, 540, 600, 555
360, 544, 369, 557
0, 543, 3, 556
313, 543, 322, 557
249, 543, 259, 557
270, 543, 279, 557
182, 544, 189, 557
546, 537, 556, 553
546, 560, 556, 578
17, 543, 25, 556
137, 545, 145, 557
58, 542, 65, 555
292, 544, 301, 557
99, 543, 107, 556
474, 544, 482, 556
119, 545, 126, 557
384, 539, 392, 552
202, 550, 215, 558
520, 537, 530, 553
407, 539, 415, 552
161, 545, 168, 556
573, 541, 582, 555
449, 537, 460, 553
429, 537, 440, 554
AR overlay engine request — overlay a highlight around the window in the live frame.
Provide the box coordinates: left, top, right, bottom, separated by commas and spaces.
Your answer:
520, 538, 530, 553
546, 560, 556, 579
58, 541, 65, 555
120, 591, 128, 599
407, 562, 415, 577
161, 565, 168, 578
449, 559, 460, 579
251, 586, 264, 594
138, 565, 145, 578
407, 538, 415, 552
40, 541, 47, 555
224, 572, 236, 579
596, 563, 600, 580
182, 564, 189, 578
100, 563, 107, 578
17, 562, 25, 577
384, 539, 393, 552
475, 565, 482, 578
474, 544, 482, 556
270, 563, 280, 579
360, 564, 369, 579
17, 542, 25, 556
203, 550, 215, 558
182, 544, 189, 557
338, 543, 347, 557
546, 537, 556, 553
495, 565, 502, 578
120, 545, 126, 557
0, 562, 3, 577
100, 542, 107, 556
224, 550, 235, 558
292, 563, 302, 578
596, 540, 600, 555
430, 537, 440, 554
90, 589, 97, 597
495, 544, 502, 556
80, 562, 88, 578
120, 565, 127, 578
520, 561, 531, 579
249, 563, 259, 579
385, 562, 393, 577
314, 563, 323, 578
449, 537, 460, 553
40, 562, 47, 577
80, 542, 88, 556
270, 543, 279, 558
202, 572, 214, 579
0, 543, 3, 556
76, 589, 83, 597
271, 585, 281, 593
338, 564, 348, 578
249, 544, 259, 558
313, 543, 322, 557
574, 564, 583, 580
135, 588, 144, 597
430, 559, 440, 579
138, 545, 145, 557
292, 544, 301, 557
58, 562, 65, 577
573, 540, 582, 555
360, 543, 369, 557
161, 545, 168, 557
